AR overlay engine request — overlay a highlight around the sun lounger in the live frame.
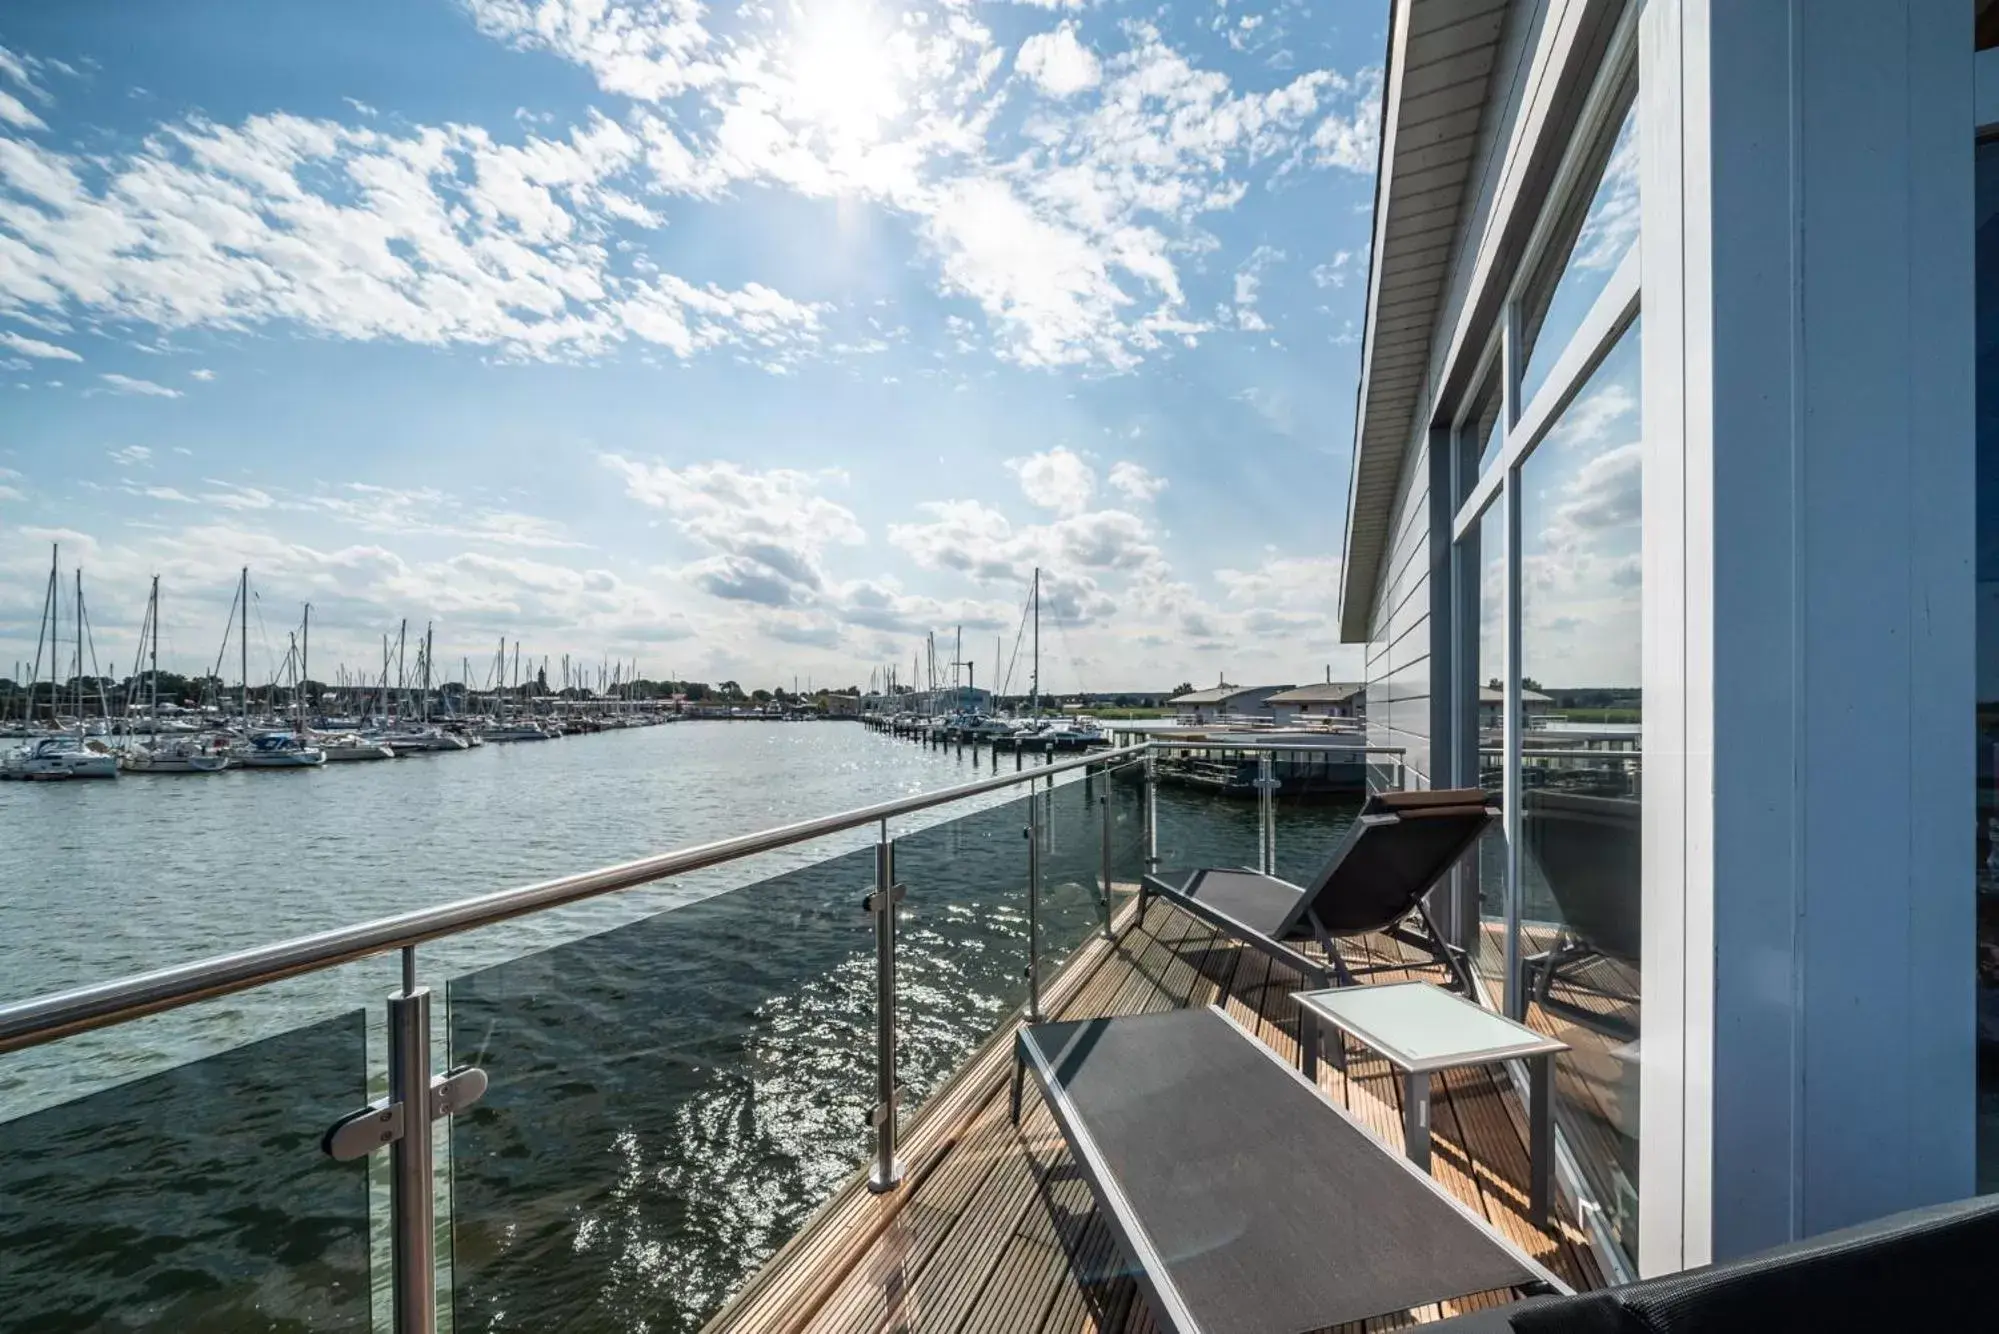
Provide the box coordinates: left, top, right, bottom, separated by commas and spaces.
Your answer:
1139, 788, 1494, 992
1011, 1005, 1565, 1334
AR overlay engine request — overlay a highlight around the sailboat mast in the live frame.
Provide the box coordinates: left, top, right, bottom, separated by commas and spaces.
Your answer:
150, 576, 160, 734
74, 569, 83, 728
1031, 566, 1040, 718
239, 567, 249, 728
302, 603, 311, 733
42, 545, 57, 729
424, 622, 434, 724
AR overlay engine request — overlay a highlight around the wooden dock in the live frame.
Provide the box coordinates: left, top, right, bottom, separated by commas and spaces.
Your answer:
704, 897, 1604, 1334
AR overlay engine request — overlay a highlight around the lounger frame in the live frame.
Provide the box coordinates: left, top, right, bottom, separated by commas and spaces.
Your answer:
1011, 1004, 1570, 1334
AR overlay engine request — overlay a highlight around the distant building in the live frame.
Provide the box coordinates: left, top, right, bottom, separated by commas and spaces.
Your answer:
1266, 683, 1367, 725
1168, 684, 1294, 725
821, 693, 860, 717
1476, 687, 1555, 730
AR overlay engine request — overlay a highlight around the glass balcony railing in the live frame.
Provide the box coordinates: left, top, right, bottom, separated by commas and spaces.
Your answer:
0, 739, 1398, 1334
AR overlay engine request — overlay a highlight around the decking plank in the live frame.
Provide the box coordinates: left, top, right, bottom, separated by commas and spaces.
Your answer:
705, 900, 1606, 1334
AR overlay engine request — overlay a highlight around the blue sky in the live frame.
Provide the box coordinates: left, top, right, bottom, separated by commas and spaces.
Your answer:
0, 0, 1385, 694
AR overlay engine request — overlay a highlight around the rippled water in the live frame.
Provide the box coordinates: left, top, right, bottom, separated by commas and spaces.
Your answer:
0, 724, 1355, 1333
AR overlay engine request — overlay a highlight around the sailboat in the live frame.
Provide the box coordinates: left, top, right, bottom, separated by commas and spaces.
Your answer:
122, 577, 227, 774
1, 548, 119, 780
227, 578, 325, 769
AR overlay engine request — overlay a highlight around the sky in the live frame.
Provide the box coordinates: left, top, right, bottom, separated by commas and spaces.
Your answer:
0, 0, 1387, 696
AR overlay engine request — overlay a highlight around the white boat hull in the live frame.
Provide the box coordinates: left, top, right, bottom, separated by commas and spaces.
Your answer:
122, 752, 228, 774
236, 750, 327, 768
321, 744, 395, 762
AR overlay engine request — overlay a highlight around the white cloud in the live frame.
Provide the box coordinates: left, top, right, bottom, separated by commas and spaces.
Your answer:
1232, 244, 1282, 331
0, 91, 45, 132
446, 6, 1375, 373
342, 97, 379, 118
1311, 249, 1355, 288
99, 373, 182, 398
1309, 66, 1382, 171
1107, 460, 1165, 502
0, 109, 823, 365
0, 331, 81, 360
1016, 23, 1100, 98
602, 455, 865, 608
109, 445, 153, 466
0, 484, 22, 503
190, 368, 215, 381
1006, 446, 1095, 516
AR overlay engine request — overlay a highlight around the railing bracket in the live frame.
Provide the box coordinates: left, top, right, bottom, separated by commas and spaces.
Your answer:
321, 1065, 489, 1162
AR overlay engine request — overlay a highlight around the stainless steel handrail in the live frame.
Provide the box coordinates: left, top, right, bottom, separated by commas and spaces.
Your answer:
0, 742, 1149, 1055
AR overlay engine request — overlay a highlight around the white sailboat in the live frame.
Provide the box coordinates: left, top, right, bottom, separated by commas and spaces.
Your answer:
229, 580, 325, 769
1, 547, 121, 781
122, 577, 227, 774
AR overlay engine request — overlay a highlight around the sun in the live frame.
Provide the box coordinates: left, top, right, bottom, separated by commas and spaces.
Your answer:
783, 0, 906, 144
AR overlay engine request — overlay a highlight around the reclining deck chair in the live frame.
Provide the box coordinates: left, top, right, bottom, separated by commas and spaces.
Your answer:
1012, 1006, 1566, 1333
1139, 788, 1494, 992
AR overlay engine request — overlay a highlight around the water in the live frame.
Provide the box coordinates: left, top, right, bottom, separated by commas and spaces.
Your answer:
0, 724, 1356, 1332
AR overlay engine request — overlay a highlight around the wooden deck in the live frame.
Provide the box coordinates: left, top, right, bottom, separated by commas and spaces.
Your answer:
705, 897, 1605, 1334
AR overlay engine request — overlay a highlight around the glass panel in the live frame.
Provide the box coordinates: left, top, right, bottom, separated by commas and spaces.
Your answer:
1976, 136, 1999, 1192
1105, 759, 1151, 902
446, 786, 1090, 1332
1033, 776, 1115, 973
1469, 364, 1506, 484
1518, 318, 1643, 1261
1471, 500, 1508, 1002
1518, 98, 1638, 414
1272, 792, 1362, 889
1150, 751, 1264, 872
446, 842, 881, 1332
0, 1011, 372, 1331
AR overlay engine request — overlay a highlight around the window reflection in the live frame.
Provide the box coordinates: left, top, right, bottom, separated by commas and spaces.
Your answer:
1517, 318, 1642, 1260
1469, 501, 1505, 999
1518, 101, 1638, 414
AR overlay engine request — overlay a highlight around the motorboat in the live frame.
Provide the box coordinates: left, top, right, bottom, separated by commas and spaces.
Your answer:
121, 737, 229, 774
233, 733, 327, 769
316, 733, 396, 762
480, 721, 551, 742
1, 735, 121, 781
376, 727, 469, 755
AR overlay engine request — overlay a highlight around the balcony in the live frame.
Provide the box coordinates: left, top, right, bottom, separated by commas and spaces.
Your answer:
0, 742, 1599, 1333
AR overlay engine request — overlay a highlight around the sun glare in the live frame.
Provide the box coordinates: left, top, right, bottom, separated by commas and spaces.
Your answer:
784, 0, 906, 143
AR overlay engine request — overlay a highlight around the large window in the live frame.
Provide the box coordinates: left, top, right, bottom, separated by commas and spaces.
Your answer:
1518, 324, 1642, 1256
1449, 52, 1641, 1271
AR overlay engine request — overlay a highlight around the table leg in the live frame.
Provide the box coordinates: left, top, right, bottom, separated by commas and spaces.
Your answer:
1530, 1053, 1554, 1229
1300, 1013, 1319, 1081
1402, 1071, 1431, 1172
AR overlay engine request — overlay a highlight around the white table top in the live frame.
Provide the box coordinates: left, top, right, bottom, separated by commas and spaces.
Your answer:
1294, 981, 1568, 1073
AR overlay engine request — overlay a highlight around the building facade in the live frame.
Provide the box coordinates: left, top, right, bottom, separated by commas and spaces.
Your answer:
1167, 684, 1294, 724
1266, 683, 1368, 725
1341, 0, 1980, 1283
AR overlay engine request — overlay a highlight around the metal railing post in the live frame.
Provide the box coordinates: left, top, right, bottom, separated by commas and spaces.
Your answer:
1098, 791, 1114, 940
1025, 796, 1042, 1023
1256, 749, 1277, 876
1143, 748, 1158, 874
387, 955, 436, 1334
866, 820, 904, 1192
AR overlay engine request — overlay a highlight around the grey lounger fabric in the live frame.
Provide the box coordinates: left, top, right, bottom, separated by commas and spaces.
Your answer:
1012, 1006, 1558, 1334
1140, 788, 1496, 991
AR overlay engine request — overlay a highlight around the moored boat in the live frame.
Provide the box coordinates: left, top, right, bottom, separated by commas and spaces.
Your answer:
1, 736, 121, 781
234, 733, 327, 769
